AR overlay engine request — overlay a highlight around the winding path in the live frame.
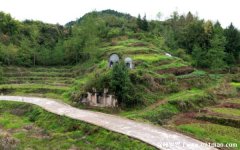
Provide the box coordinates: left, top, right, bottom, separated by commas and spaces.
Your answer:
0, 96, 216, 150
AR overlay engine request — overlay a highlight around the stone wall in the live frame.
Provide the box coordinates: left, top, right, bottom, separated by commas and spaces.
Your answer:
86, 89, 118, 107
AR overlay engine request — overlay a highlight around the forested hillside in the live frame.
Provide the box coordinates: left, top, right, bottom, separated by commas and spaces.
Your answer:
0, 10, 239, 68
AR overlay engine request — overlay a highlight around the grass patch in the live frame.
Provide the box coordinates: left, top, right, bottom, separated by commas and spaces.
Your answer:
167, 89, 206, 101
230, 99, 240, 104
132, 54, 172, 63
0, 101, 156, 150
139, 104, 179, 125
177, 123, 240, 149
231, 82, 240, 88
177, 70, 207, 79
154, 59, 188, 70
0, 84, 69, 91
121, 103, 179, 125
231, 82, 240, 91
4, 72, 74, 77
211, 108, 240, 117
0, 113, 30, 129
167, 89, 216, 112
0, 84, 71, 103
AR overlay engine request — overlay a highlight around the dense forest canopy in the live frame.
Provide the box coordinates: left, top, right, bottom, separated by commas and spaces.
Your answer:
0, 10, 239, 69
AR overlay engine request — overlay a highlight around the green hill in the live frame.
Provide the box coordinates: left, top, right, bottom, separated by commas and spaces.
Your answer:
0, 9, 240, 149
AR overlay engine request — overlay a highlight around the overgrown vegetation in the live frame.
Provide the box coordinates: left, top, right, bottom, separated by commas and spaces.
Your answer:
0, 101, 156, 150
0, 10, 239, 68
110, 62, 139, 107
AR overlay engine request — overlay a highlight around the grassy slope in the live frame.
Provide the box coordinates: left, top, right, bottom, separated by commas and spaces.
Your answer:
0, 36, 239, 149
73, 37, 240, 149
72, 37, 221, 121
177, 123, 240, 149
0, 101, 156, 150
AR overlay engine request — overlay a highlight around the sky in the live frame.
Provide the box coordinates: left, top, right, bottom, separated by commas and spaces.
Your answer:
0, 0, 239, 28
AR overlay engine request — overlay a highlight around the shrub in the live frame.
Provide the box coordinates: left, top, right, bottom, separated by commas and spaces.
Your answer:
80, 62, 143, 108
174, 48, 191, 62
107, 28, 122, 38
110, 62, 137, 107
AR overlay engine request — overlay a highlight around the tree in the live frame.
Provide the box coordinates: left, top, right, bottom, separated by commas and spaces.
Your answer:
192, 45, 207, 67
179, 21, 206, 53
63, 37, 83, 64
206, 28, 226, 70
1, 44, 18, 65
137, 14, 142, 30
142, 14, 149, 31
17, 42, 32, 66
136, 14, 148, 31
110, 62, 135, 107
0, 12, 19, 35
224, 23, 240, 64
186, 12, 194, 23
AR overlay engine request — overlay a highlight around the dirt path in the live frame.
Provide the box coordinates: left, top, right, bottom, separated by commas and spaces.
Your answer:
0, 96, 217, 150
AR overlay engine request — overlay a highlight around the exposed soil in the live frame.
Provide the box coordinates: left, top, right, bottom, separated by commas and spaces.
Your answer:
200, 109, 240, 120
216, 103, 240, 109
147, 99, 168, 110
169, 112, 208, 126
157, 66, 194, 76
0, 128, 19, 150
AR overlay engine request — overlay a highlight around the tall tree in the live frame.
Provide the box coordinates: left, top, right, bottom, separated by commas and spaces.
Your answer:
137, 14, 142, 30
224, 23, 240, 64
110, 62, 134, 107
192, 45, 207, 68
142, 14, 149, 31
206, 24, 226, 70
136, 14, 148, 31
179, 20, 206, 53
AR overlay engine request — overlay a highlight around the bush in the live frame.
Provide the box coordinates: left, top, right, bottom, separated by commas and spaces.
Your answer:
107, 28, 122, 38
84, 71, 112, 92
173, 48, 191, 62
166, 81, 180, 93
110, 62, 137, 107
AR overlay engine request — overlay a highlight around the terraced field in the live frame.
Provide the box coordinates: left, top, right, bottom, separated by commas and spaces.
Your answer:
0, 66, 75, 102
0, 38, 238, 149
101, 38, 193, 76
175, 98, 240, 150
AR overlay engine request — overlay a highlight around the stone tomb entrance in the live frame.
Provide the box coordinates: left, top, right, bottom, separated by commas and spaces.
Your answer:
108, 54, 134, 69
109, 53, 120, 67
124, 57, 133, 69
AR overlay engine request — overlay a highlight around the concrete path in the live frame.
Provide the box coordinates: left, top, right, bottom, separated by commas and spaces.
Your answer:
0, 96, 217, 150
